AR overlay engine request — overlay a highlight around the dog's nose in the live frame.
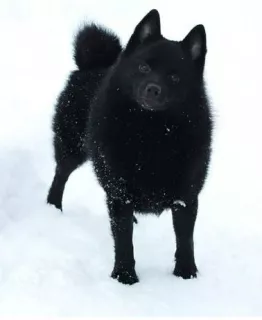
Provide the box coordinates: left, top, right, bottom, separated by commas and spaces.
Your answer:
144, 83, 161, 99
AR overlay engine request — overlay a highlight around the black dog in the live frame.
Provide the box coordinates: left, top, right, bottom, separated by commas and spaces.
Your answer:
47, 9, 213, 285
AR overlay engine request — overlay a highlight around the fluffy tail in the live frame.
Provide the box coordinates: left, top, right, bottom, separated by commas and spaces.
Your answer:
73, 23, 122, 70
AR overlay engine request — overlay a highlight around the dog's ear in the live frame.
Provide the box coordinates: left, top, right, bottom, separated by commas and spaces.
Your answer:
125, 9, 161, 54
182, 25, 207, 62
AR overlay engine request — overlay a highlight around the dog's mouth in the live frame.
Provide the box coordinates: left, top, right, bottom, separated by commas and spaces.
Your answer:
138, 97, 167, 111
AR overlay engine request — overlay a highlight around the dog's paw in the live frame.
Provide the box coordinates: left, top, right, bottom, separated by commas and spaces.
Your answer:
47, 196, 63, 212
173, 261, 198, 279
111, 267, 139, 285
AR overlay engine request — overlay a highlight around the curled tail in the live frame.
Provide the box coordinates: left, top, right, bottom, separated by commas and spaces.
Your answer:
73, 23, 122, 70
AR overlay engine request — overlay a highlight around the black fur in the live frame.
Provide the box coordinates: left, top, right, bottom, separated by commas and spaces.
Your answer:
47, 9, 213, 285
74, 23, 122, 70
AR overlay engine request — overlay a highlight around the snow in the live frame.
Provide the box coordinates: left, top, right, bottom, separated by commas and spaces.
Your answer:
0, 0, 262, 316
173, 200, 186, 208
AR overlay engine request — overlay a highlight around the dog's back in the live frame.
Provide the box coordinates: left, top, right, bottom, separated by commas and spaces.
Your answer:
53, 70, 104, 164
52, 24, 122, 165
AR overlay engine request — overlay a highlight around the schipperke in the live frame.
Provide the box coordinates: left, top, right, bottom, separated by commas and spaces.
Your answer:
47, 9, 213, 285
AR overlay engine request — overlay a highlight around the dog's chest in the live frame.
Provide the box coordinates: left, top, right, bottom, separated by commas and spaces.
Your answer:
103, 117, 194, 192
128, 129, 187, 184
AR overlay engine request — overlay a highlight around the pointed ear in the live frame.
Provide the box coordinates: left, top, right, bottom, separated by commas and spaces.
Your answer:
182, 25, 207, 62
125, 9, 161, 54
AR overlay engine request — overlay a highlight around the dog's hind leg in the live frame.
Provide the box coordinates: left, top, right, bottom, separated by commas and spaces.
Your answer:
47, 156, 85, 211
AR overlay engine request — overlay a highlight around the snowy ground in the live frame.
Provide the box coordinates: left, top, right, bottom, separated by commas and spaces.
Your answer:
0, 0, 262, 317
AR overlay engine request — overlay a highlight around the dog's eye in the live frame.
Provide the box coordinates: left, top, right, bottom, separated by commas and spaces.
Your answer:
171, 74, 180, 84
139, 63, 151, 73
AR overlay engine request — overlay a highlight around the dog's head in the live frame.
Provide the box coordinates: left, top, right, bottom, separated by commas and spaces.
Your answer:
115, 9, 207, 112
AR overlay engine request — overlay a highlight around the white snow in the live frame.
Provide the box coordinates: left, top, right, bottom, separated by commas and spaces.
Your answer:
0, 0, 262, 317
173, 200, 186, 208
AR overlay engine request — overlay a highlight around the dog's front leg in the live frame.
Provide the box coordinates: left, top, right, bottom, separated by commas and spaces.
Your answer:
107, 197, 139, 285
